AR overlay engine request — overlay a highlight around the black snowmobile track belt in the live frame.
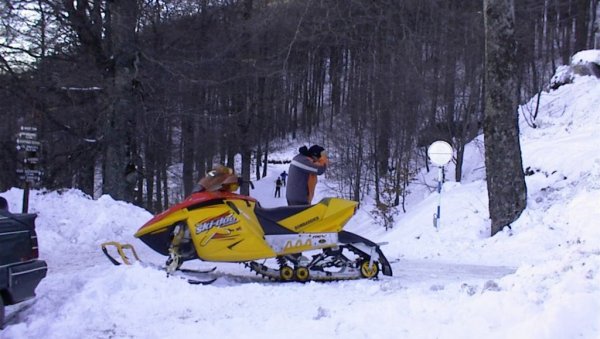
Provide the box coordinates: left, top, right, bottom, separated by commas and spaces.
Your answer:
245, 245, 378, 282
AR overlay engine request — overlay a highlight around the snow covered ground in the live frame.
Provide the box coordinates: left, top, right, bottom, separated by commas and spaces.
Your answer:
2, 58, 600, 338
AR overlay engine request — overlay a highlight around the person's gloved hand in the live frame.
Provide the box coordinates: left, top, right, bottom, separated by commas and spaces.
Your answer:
316, 151, 328, 165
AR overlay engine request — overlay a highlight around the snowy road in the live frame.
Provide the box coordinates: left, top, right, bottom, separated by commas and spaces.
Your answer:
196, 258, 517, 288
3, 253, 517, 339
392, 259, 516, 286
160, 257, 517, 288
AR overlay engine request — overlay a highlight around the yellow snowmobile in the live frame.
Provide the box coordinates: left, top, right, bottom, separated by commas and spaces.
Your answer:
102, 168, 392, 283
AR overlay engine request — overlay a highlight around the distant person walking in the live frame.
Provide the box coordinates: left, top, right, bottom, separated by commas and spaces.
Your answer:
286, 144, 328, 206
274, 178, 283, 198
280, 171, 288, 187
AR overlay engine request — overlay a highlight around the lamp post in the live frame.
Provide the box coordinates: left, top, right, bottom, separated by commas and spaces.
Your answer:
427, 140, 453, 229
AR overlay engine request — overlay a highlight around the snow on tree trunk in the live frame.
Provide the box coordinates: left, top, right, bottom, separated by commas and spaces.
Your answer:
483, 0, 527, 236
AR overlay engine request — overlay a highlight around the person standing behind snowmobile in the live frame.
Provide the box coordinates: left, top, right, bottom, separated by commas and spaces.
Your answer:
286, 145, 328, 206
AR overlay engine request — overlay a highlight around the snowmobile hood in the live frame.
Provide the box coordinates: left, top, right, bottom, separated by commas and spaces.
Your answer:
135, 191, 256, 238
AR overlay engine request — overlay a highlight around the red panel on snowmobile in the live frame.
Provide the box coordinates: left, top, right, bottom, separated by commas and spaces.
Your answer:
138, 191, 256, 231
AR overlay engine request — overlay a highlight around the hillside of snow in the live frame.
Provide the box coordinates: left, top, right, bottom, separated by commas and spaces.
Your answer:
2, 58, 600, 338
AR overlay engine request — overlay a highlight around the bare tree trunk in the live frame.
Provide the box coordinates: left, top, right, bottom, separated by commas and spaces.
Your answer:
574, 0, 590, 52
103, 0, 139, 202
182, 111, 195, 196
144, 131, 155, 213
255, 147, 262, 181
592, 0, 599, 48
155, 163, 162, 212
353, 134, 364, 202
241, 147, 252, 196
162, 164, 169, 210
262, 139, 269, 178
483, 0, 528, 236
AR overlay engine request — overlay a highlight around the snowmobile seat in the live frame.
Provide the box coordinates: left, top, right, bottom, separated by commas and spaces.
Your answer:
254, 205, 312, 235
255, 205, 312, 221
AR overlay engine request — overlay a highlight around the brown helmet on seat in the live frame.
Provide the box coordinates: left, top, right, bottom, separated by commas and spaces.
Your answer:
199, 165, 239, 192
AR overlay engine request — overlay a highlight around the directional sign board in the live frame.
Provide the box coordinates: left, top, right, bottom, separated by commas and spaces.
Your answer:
18, 131, 38, 140
16, 126, 41, 184
16, 169, 42, 182
24, 157, 39, 164
17, 126, 40, 213
16, 138, 41, 148
16, 127, 40, 152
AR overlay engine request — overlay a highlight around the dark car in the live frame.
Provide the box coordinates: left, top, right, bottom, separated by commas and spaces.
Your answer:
0, 211, 48, 329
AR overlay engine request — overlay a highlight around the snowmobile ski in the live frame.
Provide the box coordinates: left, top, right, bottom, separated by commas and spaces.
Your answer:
168, 269, 218, 285
186, 278, 218, 285
101, 241, 141, 266
101, 241, 218, 285
178, 267, 218, 274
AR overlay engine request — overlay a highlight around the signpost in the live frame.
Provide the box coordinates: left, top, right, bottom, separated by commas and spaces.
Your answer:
427, 140, 453, 229
16, 126, 41, 213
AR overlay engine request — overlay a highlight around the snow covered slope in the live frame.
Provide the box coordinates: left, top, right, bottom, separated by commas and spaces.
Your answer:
1, 71, 599, 338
